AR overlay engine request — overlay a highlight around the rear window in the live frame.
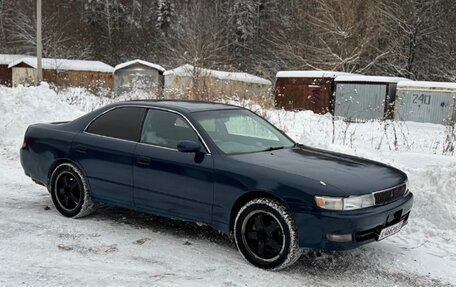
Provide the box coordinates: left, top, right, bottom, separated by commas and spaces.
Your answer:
86, 107, 146, 141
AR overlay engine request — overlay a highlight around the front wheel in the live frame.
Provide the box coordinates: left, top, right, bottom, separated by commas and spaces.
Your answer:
50, 163, 95, 218
234, 198, 301, 270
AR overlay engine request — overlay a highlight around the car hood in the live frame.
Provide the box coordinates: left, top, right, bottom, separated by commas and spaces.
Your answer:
229, 146, 407, 196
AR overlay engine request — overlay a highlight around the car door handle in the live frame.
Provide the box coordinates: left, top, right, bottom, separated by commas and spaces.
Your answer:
137, 156, 151, 166
75, 145, 87, 154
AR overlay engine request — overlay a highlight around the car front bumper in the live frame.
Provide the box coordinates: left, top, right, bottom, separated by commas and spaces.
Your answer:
294, 192, 414, 250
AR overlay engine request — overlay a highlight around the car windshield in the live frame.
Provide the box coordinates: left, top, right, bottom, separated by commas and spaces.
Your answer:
193, 109, 295, 154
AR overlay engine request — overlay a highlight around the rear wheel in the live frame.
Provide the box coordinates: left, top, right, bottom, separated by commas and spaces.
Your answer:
234, 198, 301, 270
50, 163, 94, 218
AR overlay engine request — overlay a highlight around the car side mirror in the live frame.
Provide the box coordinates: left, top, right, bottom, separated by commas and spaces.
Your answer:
177, 140, 201, 153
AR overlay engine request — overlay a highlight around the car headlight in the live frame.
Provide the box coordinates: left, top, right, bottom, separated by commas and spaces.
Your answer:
315, 194, 376, 211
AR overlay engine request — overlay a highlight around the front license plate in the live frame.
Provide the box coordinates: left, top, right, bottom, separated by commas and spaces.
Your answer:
378, 220, 403, 241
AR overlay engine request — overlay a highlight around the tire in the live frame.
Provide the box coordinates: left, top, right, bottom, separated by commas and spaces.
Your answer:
49, 163, 95, 218
234, 198, 301, 270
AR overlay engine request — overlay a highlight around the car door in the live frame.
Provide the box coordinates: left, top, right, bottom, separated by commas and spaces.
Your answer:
133, 108, 214, 223
71, 107, 146, 207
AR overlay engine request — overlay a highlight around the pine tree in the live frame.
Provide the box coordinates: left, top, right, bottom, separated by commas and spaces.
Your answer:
156, 0, 175, 36
231, 0, 257, 57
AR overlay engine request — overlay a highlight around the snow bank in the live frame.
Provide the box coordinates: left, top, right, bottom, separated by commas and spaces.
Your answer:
267, 109, 454, 156
0, 83, 85, 158
408, 164, 456, 230
57, 86, 162, 113
56, 87, 113, 112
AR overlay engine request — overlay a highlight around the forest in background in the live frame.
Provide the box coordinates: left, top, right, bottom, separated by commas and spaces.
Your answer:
1, 0, 456, 82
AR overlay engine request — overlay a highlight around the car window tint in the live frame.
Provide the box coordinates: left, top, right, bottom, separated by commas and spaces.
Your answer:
141, 109, 200, 149
86, 107, 146, 141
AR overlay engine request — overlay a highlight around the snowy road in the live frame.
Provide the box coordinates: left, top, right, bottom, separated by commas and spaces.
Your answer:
1, 85, 456, 286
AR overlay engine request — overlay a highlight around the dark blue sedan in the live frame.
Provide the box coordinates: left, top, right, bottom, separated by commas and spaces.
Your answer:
20, 100, 413, 269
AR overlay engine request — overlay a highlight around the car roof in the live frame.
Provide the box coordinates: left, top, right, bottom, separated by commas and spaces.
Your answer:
115, 100, 243, 113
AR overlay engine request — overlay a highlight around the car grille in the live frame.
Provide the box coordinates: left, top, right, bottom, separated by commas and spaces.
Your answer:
374, 184, 407, 206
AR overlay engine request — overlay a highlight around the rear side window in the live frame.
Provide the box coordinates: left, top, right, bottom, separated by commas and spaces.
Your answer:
86, 107, 146, 141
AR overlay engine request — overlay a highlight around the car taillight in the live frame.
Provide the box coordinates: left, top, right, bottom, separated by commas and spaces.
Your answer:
21, 136, 28, 149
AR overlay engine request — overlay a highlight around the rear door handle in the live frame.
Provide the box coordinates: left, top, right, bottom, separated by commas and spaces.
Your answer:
75, 145, 87, 154
137, 156, 151, 166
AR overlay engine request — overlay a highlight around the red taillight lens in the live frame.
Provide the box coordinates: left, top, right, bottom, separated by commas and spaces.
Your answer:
21, 136, 28, 149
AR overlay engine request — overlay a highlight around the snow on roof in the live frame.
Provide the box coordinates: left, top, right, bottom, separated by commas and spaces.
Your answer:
8, 57, 114, 73
164, 64, 272, 85
0, 54, 28, 65
335, 75, 411, 83
397, 80, 456, 91
163, 64, 192, 76
113, 59, 165, 73
276, 70, 355, 78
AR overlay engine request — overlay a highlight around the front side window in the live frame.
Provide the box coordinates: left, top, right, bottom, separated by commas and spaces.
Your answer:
86, 107, 146, 141
193, 109, 294, 154
141, 109, 200, 149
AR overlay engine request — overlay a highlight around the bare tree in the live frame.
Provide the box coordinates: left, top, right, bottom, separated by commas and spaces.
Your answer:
1, 0, 456, 82
0, 0, 6, 44
6, 1, 91, 59
375, 0, 440, 79
265, 0, 388, 74
160, 0, 230, 69
159, 0, 232, 100
83, 0, 126, 46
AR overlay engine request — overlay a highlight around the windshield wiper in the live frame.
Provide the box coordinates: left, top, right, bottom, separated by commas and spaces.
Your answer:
262, 146, 285, 151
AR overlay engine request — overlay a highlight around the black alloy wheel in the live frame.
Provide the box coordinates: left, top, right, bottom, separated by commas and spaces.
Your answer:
241, 210, 285, 262
234, 198, 301, 269
50, 163, 95, 218
55, 171, 82, 212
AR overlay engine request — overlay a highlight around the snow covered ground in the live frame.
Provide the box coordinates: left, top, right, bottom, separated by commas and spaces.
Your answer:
0, 84, 455, 286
